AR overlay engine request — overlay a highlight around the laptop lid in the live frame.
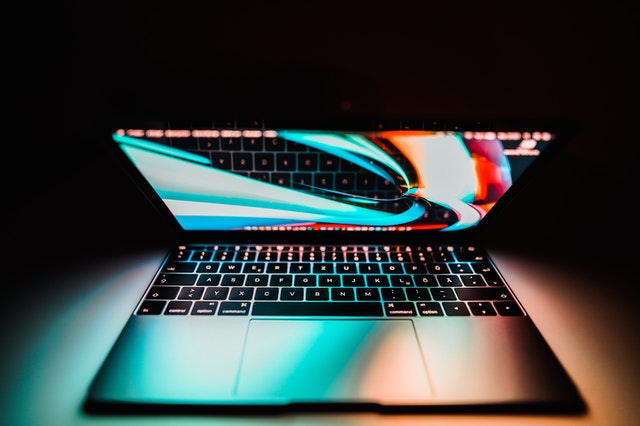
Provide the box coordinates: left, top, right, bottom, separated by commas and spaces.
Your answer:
104, 118, 571, 245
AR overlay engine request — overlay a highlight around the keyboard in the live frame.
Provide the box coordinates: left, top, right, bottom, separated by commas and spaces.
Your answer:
136, 244, 525, 317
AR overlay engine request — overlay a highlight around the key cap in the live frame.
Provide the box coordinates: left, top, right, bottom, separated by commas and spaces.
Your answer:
154, 273, 197, 285
306, 288, 330, 300
163, 262, 197, 272
229, 287, 254, 300
430, 287, 456, 300
468, 301, 497, 316
381, 288, 406, 301
218, 302, 251, 315
331, 288, 355, 301
384, 302, 417, 316
460, 274, 486, 286
455, 287, 513, 300
255, 288, 279, 300
406, 288, 431, 300
417, 302, 443, 316
442, 301, 470, 316
356, 288, 380, 301
191, 301, 218, 315
137, 300, 166, 315
251, 302, 383, 316
203, 287, 229, 300
494, 301, 524, 316
146, 286, 180, 300
165, 301, 192, 315
437, 274, 463, 286
281, 288, 304, 300
178, 287, 204, 299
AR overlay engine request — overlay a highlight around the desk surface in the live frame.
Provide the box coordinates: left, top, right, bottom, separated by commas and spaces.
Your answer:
2, 242, 637, 426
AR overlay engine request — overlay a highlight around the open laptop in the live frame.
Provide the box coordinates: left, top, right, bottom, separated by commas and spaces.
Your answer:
85, 117, 584, 414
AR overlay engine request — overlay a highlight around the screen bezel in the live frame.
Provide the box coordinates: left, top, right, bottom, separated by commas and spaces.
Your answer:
101, 117, 576, 246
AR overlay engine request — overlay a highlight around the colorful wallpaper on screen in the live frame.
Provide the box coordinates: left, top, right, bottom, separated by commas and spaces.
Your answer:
113, 128, 549, 232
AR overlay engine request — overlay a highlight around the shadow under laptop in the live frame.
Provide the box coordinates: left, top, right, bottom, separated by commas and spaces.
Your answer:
81, 399, 588, 417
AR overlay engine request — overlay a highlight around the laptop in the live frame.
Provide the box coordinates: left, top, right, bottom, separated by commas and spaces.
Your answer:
85, 117, 584, 414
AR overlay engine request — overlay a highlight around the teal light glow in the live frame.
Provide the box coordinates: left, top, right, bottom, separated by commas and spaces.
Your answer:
236, 319, 432, 401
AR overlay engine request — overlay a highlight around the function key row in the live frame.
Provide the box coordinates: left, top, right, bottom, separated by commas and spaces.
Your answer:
170, 244, 486, 263
170, 251, 483, 264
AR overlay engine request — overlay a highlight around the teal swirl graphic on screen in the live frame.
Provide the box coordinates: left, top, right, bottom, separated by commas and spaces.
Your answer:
113, 128, 515, 231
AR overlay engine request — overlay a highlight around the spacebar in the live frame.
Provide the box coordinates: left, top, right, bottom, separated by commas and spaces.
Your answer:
252, 302, 384, 316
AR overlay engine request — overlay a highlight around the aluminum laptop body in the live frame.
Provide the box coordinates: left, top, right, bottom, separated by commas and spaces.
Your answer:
85, 118, 584, 414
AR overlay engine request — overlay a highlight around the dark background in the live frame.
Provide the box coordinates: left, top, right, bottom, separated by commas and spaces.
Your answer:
10, 0, 638, 265
3, 3, 639, 423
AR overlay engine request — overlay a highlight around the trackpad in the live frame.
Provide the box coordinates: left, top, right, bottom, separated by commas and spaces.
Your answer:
235, 320, 432, 403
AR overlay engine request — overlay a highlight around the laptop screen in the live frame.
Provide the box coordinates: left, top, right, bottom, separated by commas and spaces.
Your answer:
113, 124, 553, 232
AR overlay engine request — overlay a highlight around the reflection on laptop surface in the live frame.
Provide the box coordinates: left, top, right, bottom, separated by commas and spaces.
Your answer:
85, 119, 584, 413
